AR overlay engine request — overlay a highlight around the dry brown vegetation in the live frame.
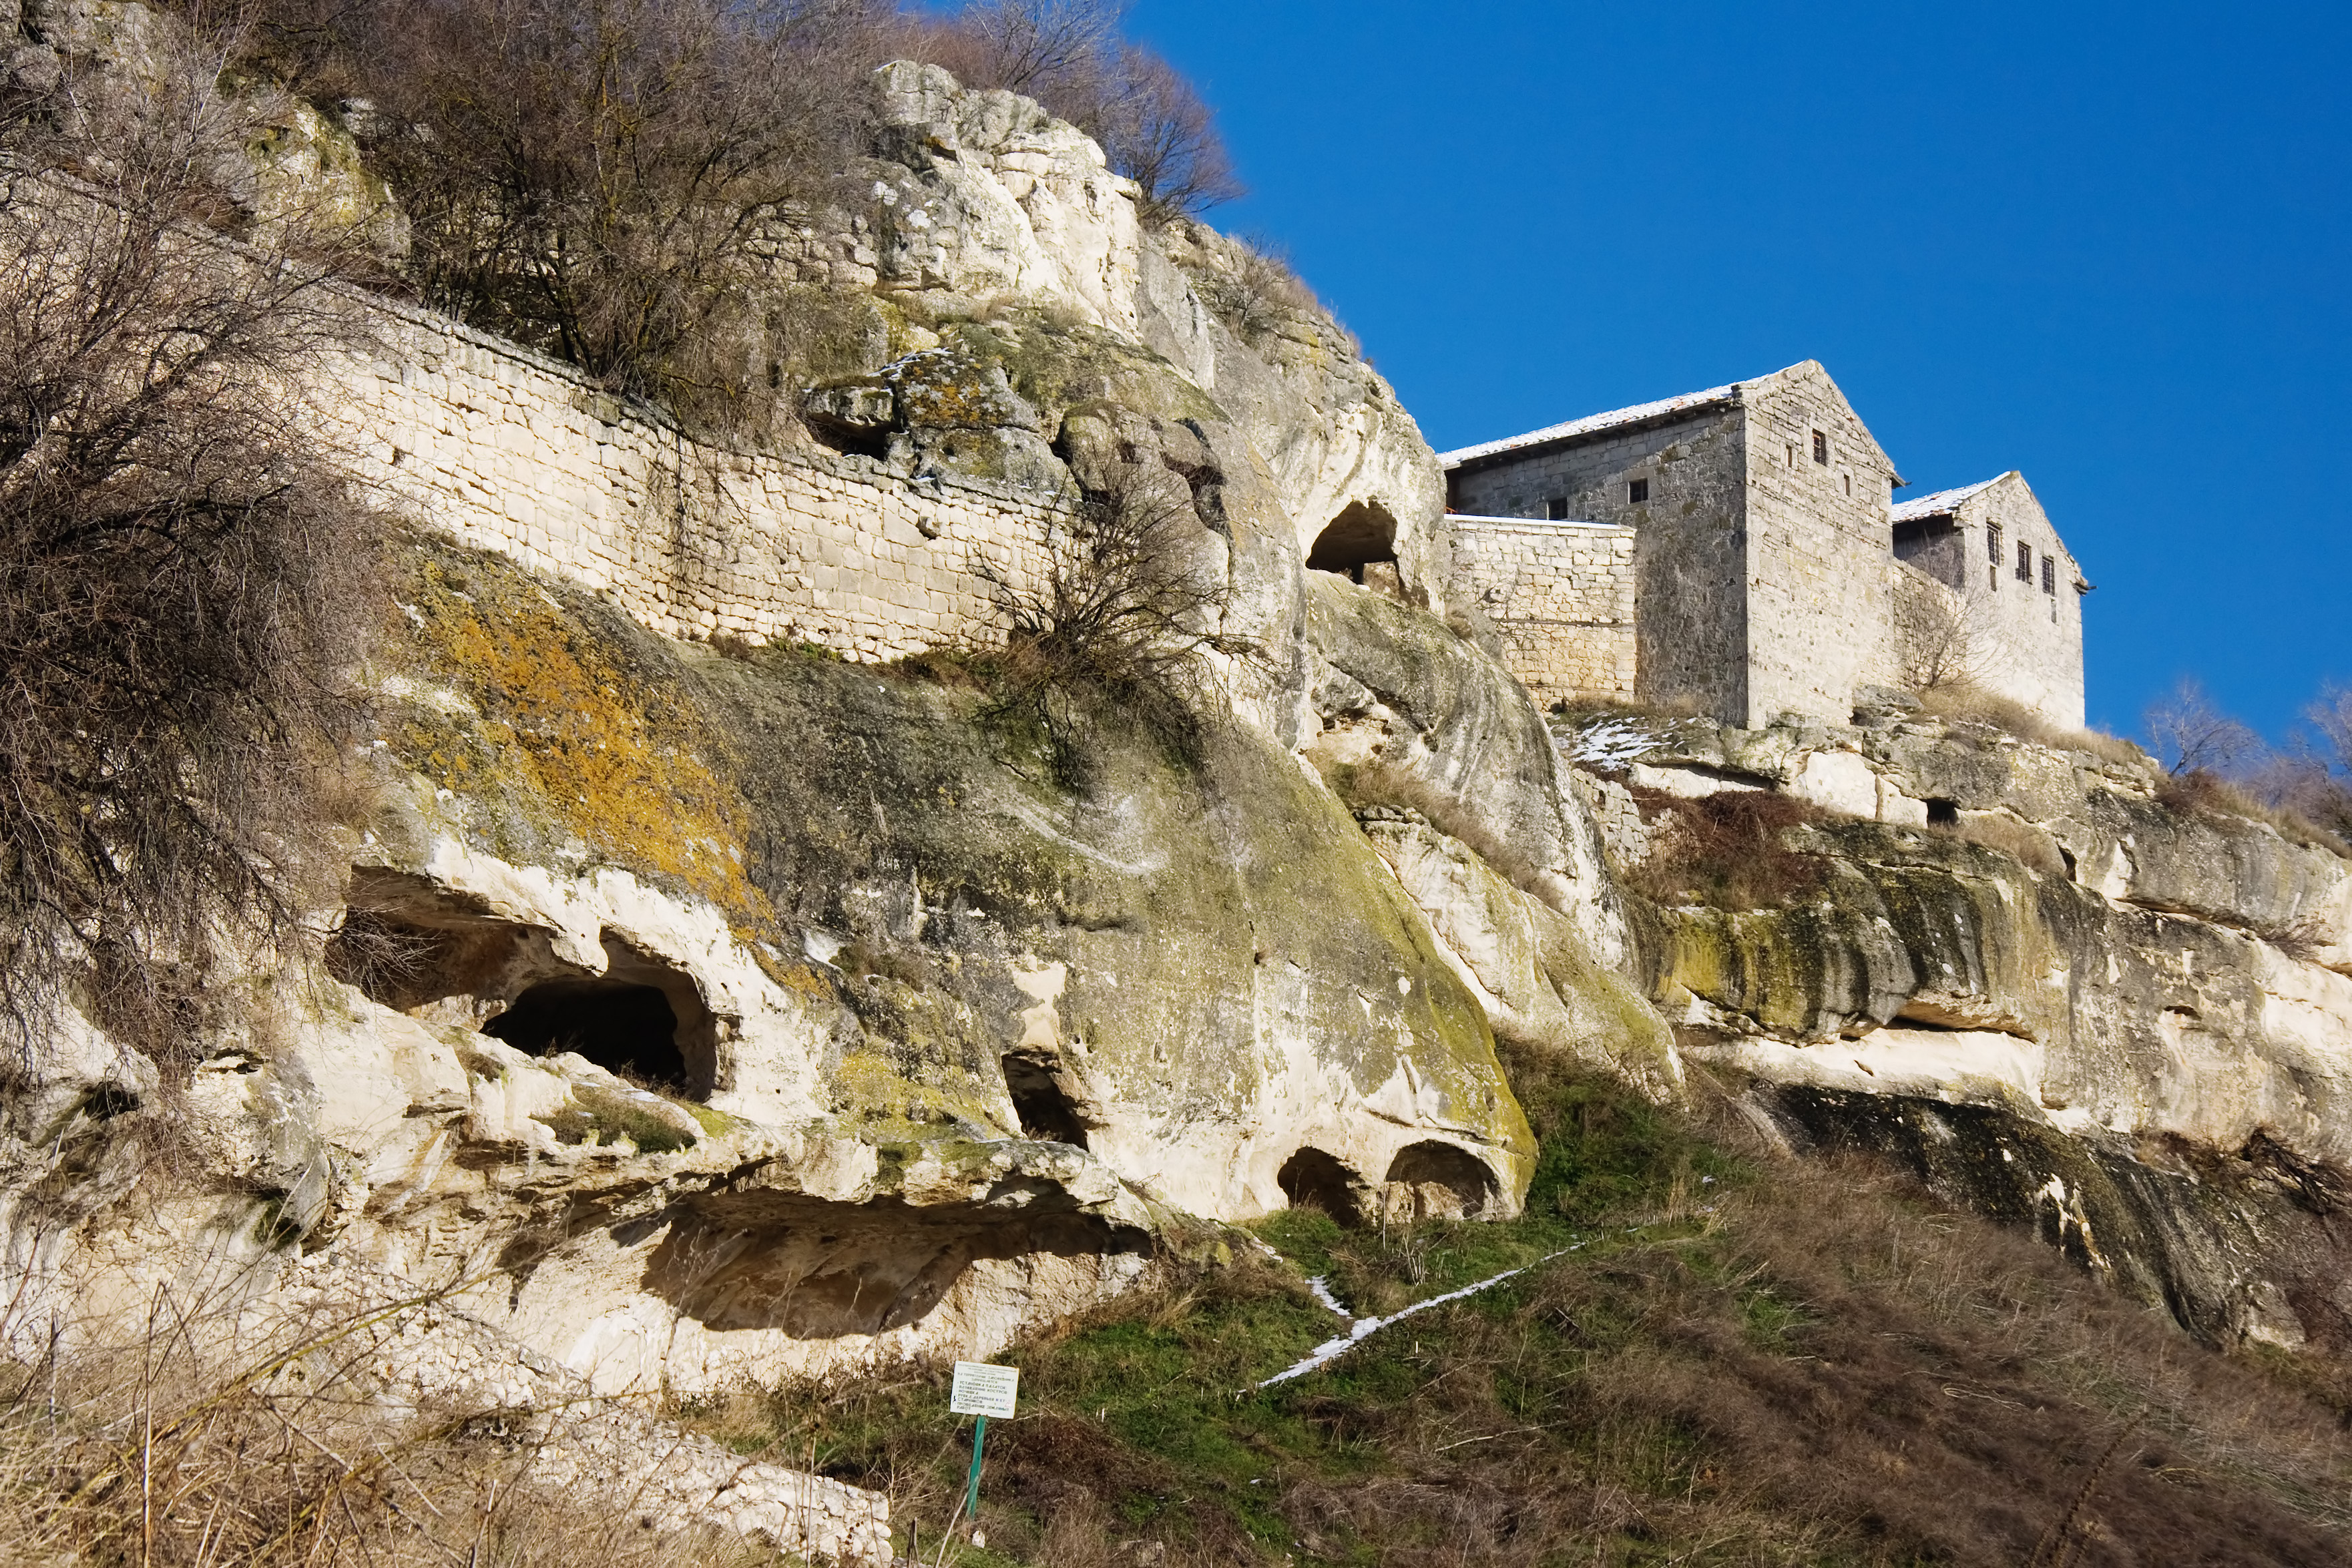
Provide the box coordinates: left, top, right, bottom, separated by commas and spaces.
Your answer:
220, 0, 1240, 428
669, 1062, 2352, 1566
0, 1276, 771, 1567
0, 32, 382, 1071
1624, 787, 1829, 909
971, 458, 1246, 784
1913, 680, 2144, 767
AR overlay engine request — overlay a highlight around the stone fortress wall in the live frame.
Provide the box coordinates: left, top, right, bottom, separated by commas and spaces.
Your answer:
1448, 405, 1749, 720
326, 300, 1063, 664
1447, 518, 1637, 704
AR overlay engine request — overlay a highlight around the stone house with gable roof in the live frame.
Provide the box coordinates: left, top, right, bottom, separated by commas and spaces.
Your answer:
1437, 361, 2088, 730
1890, 472, 2087, 729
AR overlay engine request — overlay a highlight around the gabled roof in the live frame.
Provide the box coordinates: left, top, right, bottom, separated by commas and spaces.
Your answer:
1436, 361, 1901, 481
1437, 380, 1742, 468
1890, 475, 2006, 524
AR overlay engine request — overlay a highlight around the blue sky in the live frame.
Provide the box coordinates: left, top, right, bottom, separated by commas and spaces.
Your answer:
1126, 0, 2352, 743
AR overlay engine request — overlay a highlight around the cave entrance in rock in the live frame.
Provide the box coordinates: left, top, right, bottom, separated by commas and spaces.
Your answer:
1278, 1147, 1368, 1226
1002, 1052, 1090, 1149
1307, 501, 1399, 587
1383, 1141, 1498, 1222
481, 934, 720, 1098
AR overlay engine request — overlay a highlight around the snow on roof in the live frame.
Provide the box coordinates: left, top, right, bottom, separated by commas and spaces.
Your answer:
1437, 379, 1748, 468
1891, 475, 2005, 523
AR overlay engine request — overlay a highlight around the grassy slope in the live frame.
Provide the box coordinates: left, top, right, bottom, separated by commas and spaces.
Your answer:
680, 1052, 2352, 1567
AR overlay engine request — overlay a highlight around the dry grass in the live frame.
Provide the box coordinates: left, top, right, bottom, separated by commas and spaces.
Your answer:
667, 1060, 2352, 1566
1913, 682, 2144, 767
2158, 768, 2352, 858
0, 1278, 774, 1568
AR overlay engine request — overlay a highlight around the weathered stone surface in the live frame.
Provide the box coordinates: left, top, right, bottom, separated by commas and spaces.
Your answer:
1575, 708, 2352, 1344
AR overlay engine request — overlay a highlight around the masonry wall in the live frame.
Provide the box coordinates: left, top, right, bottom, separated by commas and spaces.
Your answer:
1449, 518, 1637, 702
1740, 367, 1903, 726
1447, 406, 1749, 720
324, 304, 1059, 661
1941, 474, 2087, 730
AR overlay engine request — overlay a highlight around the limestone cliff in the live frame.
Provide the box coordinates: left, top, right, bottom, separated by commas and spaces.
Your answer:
9, 28, 2352, 1561
1560, 704, 2352, 1348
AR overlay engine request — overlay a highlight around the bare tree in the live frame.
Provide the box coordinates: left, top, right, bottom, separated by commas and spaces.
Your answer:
916, 0, 1240, 223
0, 33, 380, 1068
942, 0, 1123, 96
1901, 583, 1999, 694
2143, 678, 2262, 778
979, 461, 1240, 785
346, 0, 889, 421
1090, 43, 1243, 223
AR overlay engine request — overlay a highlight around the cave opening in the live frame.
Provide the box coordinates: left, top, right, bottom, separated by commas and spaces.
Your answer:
483, 977, 688, 1089
1278, 1146, 1367, 1226
1307, 501, 1399, 587
1383, 1141, 1498, 1221
1002, 1053, 1091, 1148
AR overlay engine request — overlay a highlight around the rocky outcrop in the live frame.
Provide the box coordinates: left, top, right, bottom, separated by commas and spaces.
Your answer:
1560, 706, 2352, 1346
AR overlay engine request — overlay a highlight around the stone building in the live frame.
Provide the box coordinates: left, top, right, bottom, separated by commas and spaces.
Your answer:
1439, 361, 2088, 730
1890, 472, 2088, 729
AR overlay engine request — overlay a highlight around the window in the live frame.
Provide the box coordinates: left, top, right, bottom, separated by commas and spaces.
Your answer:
1989, 565, 1999, 590
2016, 539, 2033, 581
2042, 554, 2055, 594
1545, 496, 1569, 521
1986, 522, 2002, 561
1841, 473, 1852, 497
1785, 443, 1797, 467
1811, 430, 1828, 465
1628, 479, 1649, 504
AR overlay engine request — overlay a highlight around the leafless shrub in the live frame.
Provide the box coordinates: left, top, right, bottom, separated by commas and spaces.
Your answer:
0, 35, 382, 1072
0, 1276, 769, 1567
318, 0, 889, 426
977, 460, 1242, 786
1624, 787, 1827, 910
1902, 579, 1999, 692
1192, 235, 1324, 345
913, 0, 1241, 223
2146, 677, 2263, 778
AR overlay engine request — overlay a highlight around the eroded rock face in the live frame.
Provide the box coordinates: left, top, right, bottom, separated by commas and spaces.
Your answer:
1566, 708, 2352, 1345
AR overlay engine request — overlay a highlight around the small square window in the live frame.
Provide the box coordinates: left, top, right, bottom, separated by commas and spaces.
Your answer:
2042, 554, 2055, 594
2016, 540, 2032, 581
1628, 479, 1649, 504
1811, 430, 1828, 465
1545, 496, 1569, 521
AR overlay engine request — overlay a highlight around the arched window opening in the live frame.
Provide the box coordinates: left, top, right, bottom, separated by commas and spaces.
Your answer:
1307, 501, 1399, 588
1381, 1141, 1498, 1223
482, 933, 720, 1099
1002, 1051, 1090, 1148
1278, 1146, 1368, 1226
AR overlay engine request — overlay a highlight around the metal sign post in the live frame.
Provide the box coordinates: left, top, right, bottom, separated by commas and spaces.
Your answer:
949, 1362, 1019, 1542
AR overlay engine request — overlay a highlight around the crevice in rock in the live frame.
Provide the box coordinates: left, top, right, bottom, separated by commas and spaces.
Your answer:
1001, 1050, 1091, 1148
485, 934, 720, 1098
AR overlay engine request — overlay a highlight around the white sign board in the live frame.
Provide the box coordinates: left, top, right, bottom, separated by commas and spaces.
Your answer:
949, 1361, 1019, 1419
